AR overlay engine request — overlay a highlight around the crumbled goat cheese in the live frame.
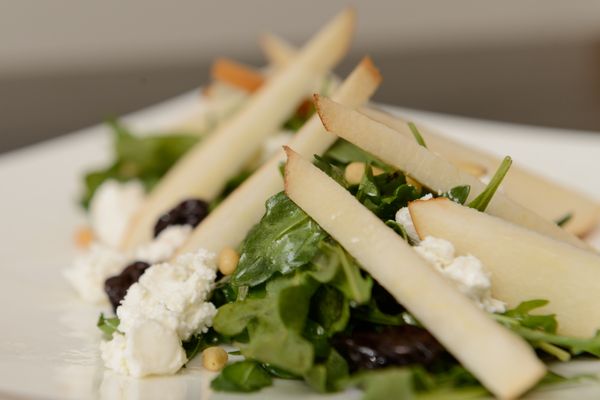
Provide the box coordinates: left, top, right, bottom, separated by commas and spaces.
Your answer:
67, 223, 192, 304
102, 250, 218, 377
395, 194, 433, 243
101, 319, 186, 378
117, 249, 218, 340
134, 225, 192, 264
63, 244, 128, 303
90, 180, 145, 248
415, 236, 506, 313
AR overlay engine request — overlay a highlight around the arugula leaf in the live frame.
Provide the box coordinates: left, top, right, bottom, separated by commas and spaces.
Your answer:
494, 300, 600, 359
214, 272, 318, 375
468, 156, 512, 212
231, 192, 327, 287
81, 120, 198, 208
441, 185, 471, 205
352, 299, 418, 326
304, 349, 349, 393
385, 220, 410, 241
347, 368, 415, 400
309, 242, 372, 305
311, 286, 350, 335
555, 212, 573, 227
211, 360, 273, 392
324, 139, 383, 166
345, 366, 488, 400
313, 155, 348, 188
97, 313, 120, 339
354, 166, 421, 221
182, 329, 223, 362
408, 122, 427, 148
502, 300, 558, 333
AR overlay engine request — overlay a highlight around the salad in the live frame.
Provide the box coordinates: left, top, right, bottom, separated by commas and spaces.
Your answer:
64, 8, 600, 400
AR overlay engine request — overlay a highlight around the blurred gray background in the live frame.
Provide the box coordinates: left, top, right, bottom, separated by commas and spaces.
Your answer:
3, 0, 600, 153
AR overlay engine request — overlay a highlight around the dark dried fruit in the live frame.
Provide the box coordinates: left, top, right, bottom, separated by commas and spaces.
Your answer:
153, 198, 209, 237
333, 325, 445, 371
105, 261, 150, 311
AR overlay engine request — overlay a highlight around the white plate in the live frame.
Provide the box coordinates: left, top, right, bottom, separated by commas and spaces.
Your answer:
2, 91, 600, 400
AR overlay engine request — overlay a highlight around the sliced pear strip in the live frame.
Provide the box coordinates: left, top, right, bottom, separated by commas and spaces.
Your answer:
176, 57, 381, 256
260, 33, 297, 68
121, 9, 356, 250
314, 96, 589, 250
410, 197, 600, 338
283, 148, 545, 399
361, 106, 600, 237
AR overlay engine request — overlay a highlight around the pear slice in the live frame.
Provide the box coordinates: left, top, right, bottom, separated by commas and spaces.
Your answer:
121, 9, 356, 250
283, 148, 545, 399
175, 57, 381, 256
409, 197, 600, 338
260, 33, 297, 68
314, 95, 589, 250
360, 106, 600, 237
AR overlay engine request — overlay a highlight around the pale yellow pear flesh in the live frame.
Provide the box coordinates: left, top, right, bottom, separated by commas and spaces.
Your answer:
176, 58, 381, 255
283, 148, 545, 400
360, 106, 600, 237
409, 197, 600, 338
314, 95, 589, 250
120, 9, 356, 251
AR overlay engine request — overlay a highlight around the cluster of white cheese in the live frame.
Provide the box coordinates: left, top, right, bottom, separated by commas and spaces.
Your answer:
101, 249, 217, 377
64, 181, 192, 304
395, 197, 506, 314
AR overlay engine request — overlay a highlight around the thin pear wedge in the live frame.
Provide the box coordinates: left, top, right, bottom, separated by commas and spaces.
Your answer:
283, 148, 545, 400
176, 57, 381, 255
121, 9, 356, 250
361, 106, 600, 237
314, 95, 589, 250
260, 33, 297, 68
409, 197, 600, 338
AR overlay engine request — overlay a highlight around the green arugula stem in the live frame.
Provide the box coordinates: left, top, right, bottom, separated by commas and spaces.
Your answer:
408, 122, 427, 148
468, 156, 512, 212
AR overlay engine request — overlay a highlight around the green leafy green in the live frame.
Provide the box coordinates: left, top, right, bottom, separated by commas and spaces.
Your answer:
408, 122, 427, 148
494, 300, 600, 359
309, 242, 372, 305
304, 349, 349, 393
324, 139, 383, 166
97, 313, 120, 339
352, 298, 418, 326
313, 155, 348, 188
441, 185, 471, 205
311, 286, 350, 335
344, 366, 487, 400
214, 272, 318, 375
211, 360, 273, 392
354, 166, 421, 221
182, 329, 223, 362
347, 368, 416, 400
555, 212, 573, 227
81, 119, 198, 208
468, 156, 512, 212
231, 192, 327, 287
385, 220, 410, 241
